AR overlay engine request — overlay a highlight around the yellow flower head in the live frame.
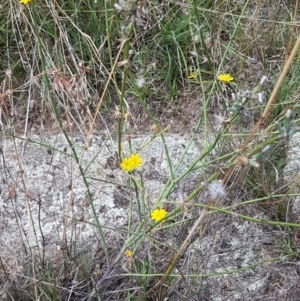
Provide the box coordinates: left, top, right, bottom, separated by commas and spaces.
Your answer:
217, 73, 234, 83
151, 208, 167, 222
188, 72, 195, 79
125, 249, 132, 258
19, 0, 32, 4
120, 153, 142, 172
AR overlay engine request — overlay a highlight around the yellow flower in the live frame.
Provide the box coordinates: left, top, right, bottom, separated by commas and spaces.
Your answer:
188, 72, 196, 79
125, 249, 132, 258
151, 208, 167, 222
120, 153, 142, 172
19, 0, 32, 4
217, 73, 234, 83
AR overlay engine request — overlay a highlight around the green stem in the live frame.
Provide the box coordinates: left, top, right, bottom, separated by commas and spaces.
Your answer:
117, 24, 134, 160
